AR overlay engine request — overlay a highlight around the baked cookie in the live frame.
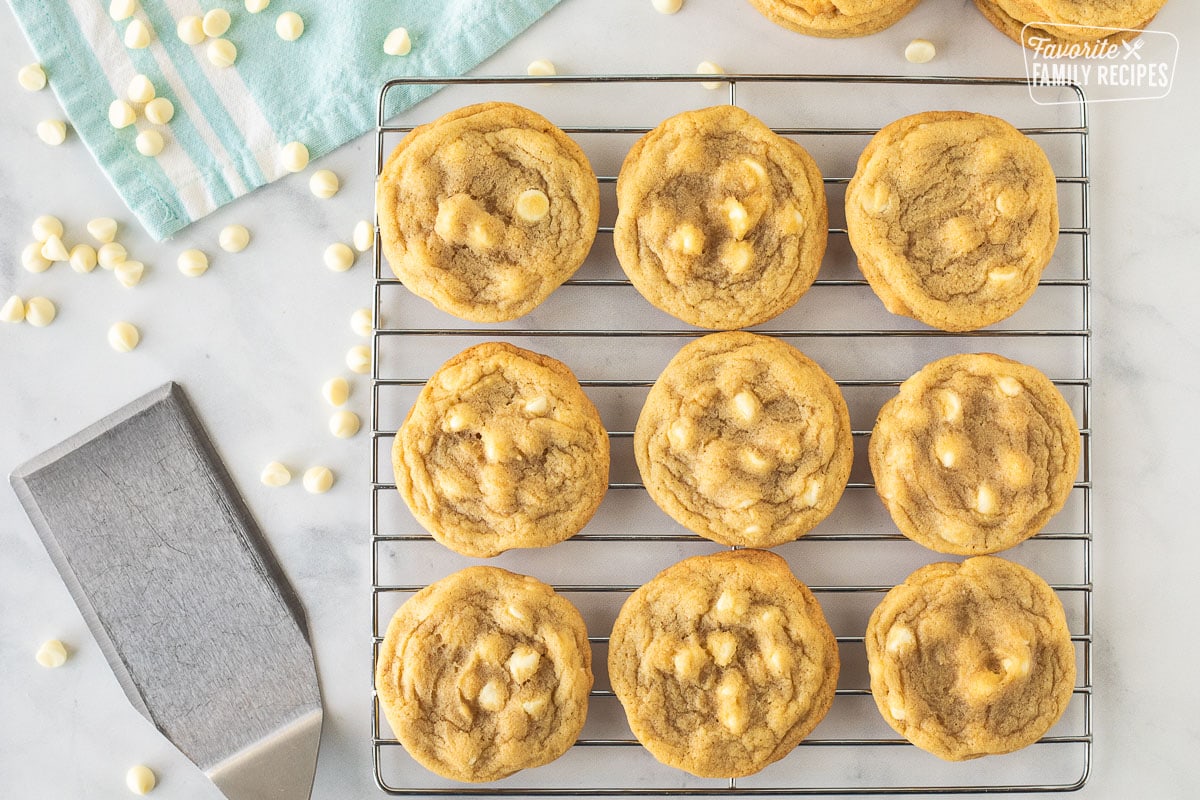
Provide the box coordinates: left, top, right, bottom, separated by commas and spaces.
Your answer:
974, 0, 1166, 48
614, 106, 828, 329
635, 332, 852, 547
378, 102, 599, 322
846, 111, 1059, 331
609, 550, 839, 777
748, 0, 923, 38
866, 557, 1076, 761
393, 342, 609, 558
375, 566, 593, 782
870, 353, 1079, 555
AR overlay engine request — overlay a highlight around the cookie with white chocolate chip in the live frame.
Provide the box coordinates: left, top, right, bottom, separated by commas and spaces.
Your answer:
866, 556, 1075, 761
747, 0, 923, 38
393, 342, 609, 558
609, 549, 839, 777
973, 0, 1166, 49
378, 102, 599, 322
375, 566, 593, 782
846, 111, 1059, 331
870, 353, 1079, 555
635, 331, 852, 548
614, 106, 828, 330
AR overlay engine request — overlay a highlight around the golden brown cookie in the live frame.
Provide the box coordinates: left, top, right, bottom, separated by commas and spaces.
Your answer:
635, 332, 852, 548
614, 106, 828, 330
866, 557, 1076, 761
375, 566, 593, 782
377, 102, 599, 322
609, 550, 839, 777
974, 0, 1165, 48
393, 342, 609, 558
870, 353, 1079, 555
846, 111, 1059, 331
748, 0, 923, 38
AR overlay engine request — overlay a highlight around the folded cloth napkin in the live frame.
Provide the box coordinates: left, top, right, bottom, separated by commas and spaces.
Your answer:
7, 0, 562, 240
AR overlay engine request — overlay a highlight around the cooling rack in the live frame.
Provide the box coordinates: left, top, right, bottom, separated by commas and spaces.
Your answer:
370, 74, 1092, 796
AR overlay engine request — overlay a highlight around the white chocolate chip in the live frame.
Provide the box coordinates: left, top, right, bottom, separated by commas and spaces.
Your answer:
975, 484, 997, 514
219, 224, 250, 252
203, 8, 232, 37
800, 478, 822, 507
115, 260, 145, 287
136, 129, 164, 157
515, 189, 549, 222
127, 74, 155, 103
521, 696, 548, 716
280, 141, 309, 172
109, 0, 136, 20
722, 240, 753, 274
98, 241, 128, 269
707, 631, 738, 666
668, 223, 704, 255
41, 234, 69, 262
88, 217, 118, 244
346, 344, 371, 374
324, 243, 355, 272
996, 376, 1022, 396
888, 698, 906, 721
477, 679, 508, 712
352, 220, 374, 252
350, 307, 373, 337
721, 197, 750, 240
177, 249, 209, 277
672, 643, 707, 681
125, 764, 156, 795
302, 466, 334, 494
144, 97, 174, 125
246, 0, 271, 12
731, 390, 760, 423
524, 395, 549, 416
36, 639, 68, 668
696, 60, 725, 90
667, 418, 694, 450
109, 100, 137, 129
935, 437, 957, 468
37, 119, 67, 146
309, 169, 339, 198
322, 377, 349, 407
716, 672, 749, 734
276, 11, 304, 41
124, 19, 153, 50
70, 244, 98, 273
32, 215, 63, 241
526, 58, 556, 77
25, 297, 56, 327
1, 295, 26, 323
18, 63, 46, 92
384, 27, 412, 56
507, 646, 541, 682
862, 182, 892, 215
329, 410, 361, 439
177, 15, 205, 45
904, 39, 936, 64
652, 0, 684, 13
207, 38, 238, 68
885, 625, 915, 654
260, 462, 291, 487
506, 604, 528, 622
988, 267, 1020, 283
938, 389, 962, 423
107, 321, 140, 352
741, 447, 772, 474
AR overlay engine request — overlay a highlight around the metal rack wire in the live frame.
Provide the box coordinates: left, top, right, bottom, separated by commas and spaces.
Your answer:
370, 74, 1092, 796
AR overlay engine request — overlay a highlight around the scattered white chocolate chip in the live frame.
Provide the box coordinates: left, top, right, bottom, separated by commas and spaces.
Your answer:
322, 377, 349, 407
177, 249, 209, 277
346, 344, 371, 374
938, 389, 962, 423
260, 461, 291, 487
18, 63, 46, 92
136, 129, 164, 157
36, 639, 68, 668
280, 141, 309, 172
696, 60, 725, 90
115, 260, 145, 287
88, 217, 119, 244
276, 11, 304, 41
41, 234, 69, 262
324, 243, 355, 272
69, 244, 98, 273
177, 15, 205, 45
885, 625, 916, 654
352, 220, 374, 252
25, 297, 56, 327
526, 58, 556, 77
515, 188, 549, 222
37, 119, 67, 145
732, 390, 760, 423
32, 215, 64, 242
384, 27, 412, 56
22, 243, 52, 273
507, 646, 541, 682
203, 8, 232, 37
108, 321, 140, 352
996, 376, 1022, 397
144, 97, 174, 125
246, 0, 271, 12
219, 224, 251, 253
308, 169, 339, 198
350, 307, 372, 337
653, 0, 684, 13
1, 295, 25, 323
124, 19, 153, 50
207, 38, 238, 68
524, 395, 549, 416
668, 223, 704, 254
98, 241, 128, 269
477, 679, 507, 712
302, 466, 334, 494
905, 39, 936, 64
801, 478, 822, 507
127, 74, 155, 103
125, 764, 156, 795
109, 99, 137, 129
975, 484, 997, 514
329, 410, 361, 439
109, 0, 137, 20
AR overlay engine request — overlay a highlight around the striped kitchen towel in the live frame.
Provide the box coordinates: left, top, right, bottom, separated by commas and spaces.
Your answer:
7, 0, 563, 240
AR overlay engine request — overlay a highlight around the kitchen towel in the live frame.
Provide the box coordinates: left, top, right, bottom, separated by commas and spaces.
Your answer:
7, 0, 563, 240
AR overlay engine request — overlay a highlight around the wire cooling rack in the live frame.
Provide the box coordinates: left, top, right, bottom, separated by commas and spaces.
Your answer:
370, 74, 1092, 796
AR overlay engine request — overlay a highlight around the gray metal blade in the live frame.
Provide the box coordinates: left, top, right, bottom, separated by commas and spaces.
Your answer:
10, 382, 322, 800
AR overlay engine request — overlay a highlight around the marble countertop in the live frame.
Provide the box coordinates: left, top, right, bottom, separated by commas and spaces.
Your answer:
2, 1, 1197, 797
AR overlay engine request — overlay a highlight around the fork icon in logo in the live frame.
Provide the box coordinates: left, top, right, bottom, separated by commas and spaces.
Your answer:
1123, 39, 1145, 61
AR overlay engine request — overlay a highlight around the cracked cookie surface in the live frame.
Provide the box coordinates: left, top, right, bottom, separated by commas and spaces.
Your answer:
866, 557, 1075, 761
609, 549, 839, 777
636, 331, 852, 547
378, 102, 599, 322
747, 0, 923, 38
974, 0, 1166, 47
614, 106, 828, 329
394, 342, 609, 558
870, 353, 1079, 555
846, 111, 1058, 331
376, 566, 593, 782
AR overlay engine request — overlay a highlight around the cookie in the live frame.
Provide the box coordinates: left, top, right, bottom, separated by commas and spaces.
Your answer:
870, 353, 1079, 555
614, 105, 828, 330
609, 550, 839, 777
377, 102, 599, 322
845, 111, 1059, 331
974, 0, 1165, 47
866, 557, 1076, 761
748, 0, 923, 38
375, 566, 593, 782
393, 342, 609, 558
635, 332, 852, 548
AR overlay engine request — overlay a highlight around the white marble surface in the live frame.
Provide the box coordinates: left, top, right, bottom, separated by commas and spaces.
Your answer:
2, 1, 1198, 797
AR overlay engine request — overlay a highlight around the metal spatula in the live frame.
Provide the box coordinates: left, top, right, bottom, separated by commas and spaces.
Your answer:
11, 382, 322, 800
